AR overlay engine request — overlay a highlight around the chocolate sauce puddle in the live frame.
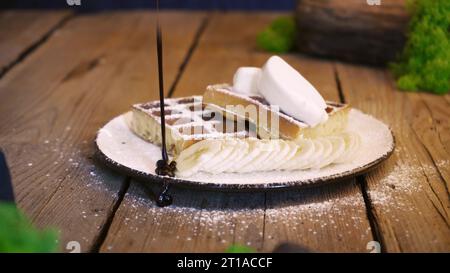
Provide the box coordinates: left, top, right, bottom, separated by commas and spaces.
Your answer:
154, 0, 176, 207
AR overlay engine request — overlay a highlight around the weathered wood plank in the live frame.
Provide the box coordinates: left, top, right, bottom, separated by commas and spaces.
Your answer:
102, 12, 373, 253
411, 93, 450, 192
264, 180, 374, 252
0, 11, 206, 252
173, 12, 285, 94
0, 10, 72, 74
335, 63, 450, 252
101, 182, 265, 252
295, 0, 408, 65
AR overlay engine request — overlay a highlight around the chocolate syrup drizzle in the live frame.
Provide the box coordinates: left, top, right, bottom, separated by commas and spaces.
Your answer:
154, 0, 176, 207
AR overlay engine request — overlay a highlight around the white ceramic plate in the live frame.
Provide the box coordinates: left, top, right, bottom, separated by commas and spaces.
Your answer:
95, 109, 394, 191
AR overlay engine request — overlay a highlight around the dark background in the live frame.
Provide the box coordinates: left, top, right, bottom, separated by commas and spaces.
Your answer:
0, 0, 295, 11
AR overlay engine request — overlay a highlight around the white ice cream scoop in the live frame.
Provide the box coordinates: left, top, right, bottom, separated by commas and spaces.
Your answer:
258, 56, 328, 126
232, 67, 261, 95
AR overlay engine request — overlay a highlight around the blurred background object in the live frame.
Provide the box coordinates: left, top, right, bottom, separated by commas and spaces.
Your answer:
0, 202, 59, 253
0, 150, 59, 253
257, 16, 297, 53
295, 0, 409, 66
0, 149, 15, 203
272, 242, 312, 253
390, 0, 450, 94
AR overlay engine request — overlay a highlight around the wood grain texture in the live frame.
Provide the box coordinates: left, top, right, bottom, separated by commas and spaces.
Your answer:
412, 93, 450, 192
0, 11, 206, 252
2, 10, 446, 253
0, 10, 72, 74
336, 63, 450, 252
101, 12, 374, 253
101, 182, 265, 252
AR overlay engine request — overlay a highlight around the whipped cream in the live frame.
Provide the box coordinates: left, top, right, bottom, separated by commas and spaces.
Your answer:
232, 67, 261, 95
232, 56, 328, 127
175, 132, 360, 177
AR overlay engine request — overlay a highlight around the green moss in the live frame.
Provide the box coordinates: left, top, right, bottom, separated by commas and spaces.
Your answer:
0, 202, 59, 253
226, 244, 255, 253
391, 0, 450, 94
257, 16, 296, 53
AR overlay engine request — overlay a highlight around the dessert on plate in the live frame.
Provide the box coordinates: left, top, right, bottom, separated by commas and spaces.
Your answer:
129, 56, 360, 177
203, 84, 350, 140
130, 96, 256, 154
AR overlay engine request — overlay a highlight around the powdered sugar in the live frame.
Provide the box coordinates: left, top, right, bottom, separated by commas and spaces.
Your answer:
366, 150, 446, 211
213, 85, 310, 128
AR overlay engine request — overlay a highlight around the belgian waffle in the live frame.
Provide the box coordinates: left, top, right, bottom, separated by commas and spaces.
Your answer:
129, 96, 257, 155
203, 84, 350, 141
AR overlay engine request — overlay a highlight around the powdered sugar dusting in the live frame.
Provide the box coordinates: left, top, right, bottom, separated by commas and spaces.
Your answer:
264, 193, 372, 244
11, 137, 122, 228
104, 184, 373, 249
214, 86, 311, 128
366, 146, 447, 213
104, 190, 265, 247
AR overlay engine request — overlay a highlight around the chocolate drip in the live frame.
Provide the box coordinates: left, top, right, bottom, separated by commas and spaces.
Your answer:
156, 159, 176, 177
156, 5, 168, 163
156, 182, 173, 207
154, 0, 175, 207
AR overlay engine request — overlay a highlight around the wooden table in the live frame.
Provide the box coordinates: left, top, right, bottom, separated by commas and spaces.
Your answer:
0, 10, 448, 253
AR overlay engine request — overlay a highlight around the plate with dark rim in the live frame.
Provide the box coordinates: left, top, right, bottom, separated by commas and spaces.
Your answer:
95, 109, 395, 191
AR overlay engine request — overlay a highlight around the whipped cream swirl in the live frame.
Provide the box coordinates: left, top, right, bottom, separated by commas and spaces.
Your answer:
175, 132, 360, 177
